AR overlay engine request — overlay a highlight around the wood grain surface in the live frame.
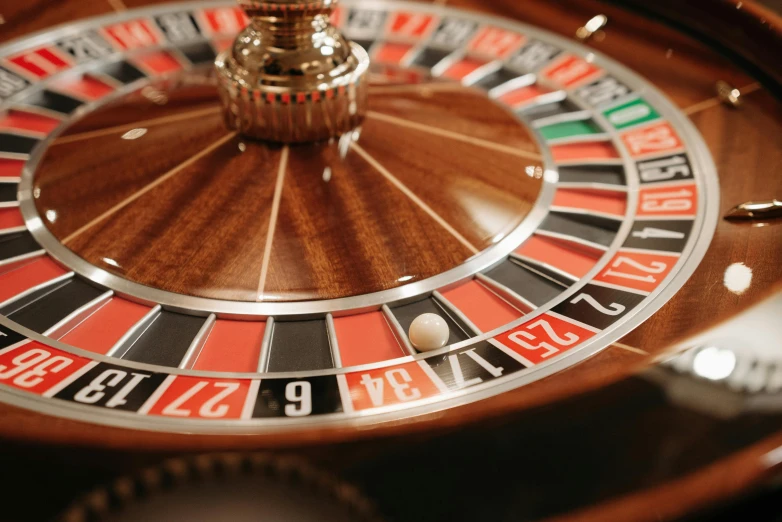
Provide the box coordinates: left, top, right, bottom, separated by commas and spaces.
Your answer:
34, 74, 543, 301
0, 1, 781, 522
0, 0, 777, 455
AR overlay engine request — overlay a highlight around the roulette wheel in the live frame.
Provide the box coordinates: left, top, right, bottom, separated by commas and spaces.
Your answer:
0, 0, 780, 519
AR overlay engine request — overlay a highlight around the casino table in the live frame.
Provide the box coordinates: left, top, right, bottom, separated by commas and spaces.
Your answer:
0, 0, 780, 520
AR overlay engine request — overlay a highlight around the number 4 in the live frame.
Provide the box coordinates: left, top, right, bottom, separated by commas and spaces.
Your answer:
632, 227, 685, 240
360, 369, 421, 407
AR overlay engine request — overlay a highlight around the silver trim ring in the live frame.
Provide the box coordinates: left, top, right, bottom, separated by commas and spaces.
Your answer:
17, 62, 558, 319
0, 0, 721, 434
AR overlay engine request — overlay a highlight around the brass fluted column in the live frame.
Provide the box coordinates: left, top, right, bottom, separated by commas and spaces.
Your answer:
215, 0, 369, 143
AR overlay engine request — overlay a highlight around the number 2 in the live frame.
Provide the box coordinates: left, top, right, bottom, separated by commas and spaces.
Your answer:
604, 256, 667, 283
570, 293, 626, 316
507, 319, 579, 359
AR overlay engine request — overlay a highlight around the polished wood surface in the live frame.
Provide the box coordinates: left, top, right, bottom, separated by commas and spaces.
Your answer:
442, 0, 782, 360
2, 294, 782, 522
614, 0, 782, 90
0, 0, 775, 456
623, 87, 782, 353
0, 1, 781, 521
34, 73, 543, 302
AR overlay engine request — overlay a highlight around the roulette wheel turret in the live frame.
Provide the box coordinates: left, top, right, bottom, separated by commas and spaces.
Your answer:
214, 0, 369, 142
0, 0, 780, 520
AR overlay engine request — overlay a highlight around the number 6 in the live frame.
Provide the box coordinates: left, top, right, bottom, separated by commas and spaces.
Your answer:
284, 381, 312, 417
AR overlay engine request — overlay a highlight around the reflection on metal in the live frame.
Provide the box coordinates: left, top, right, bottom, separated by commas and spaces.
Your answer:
665, 344, 782, 394
724, 199, 782, 220
654, 292, 782, 418
715, 80, 743, 108
655, 346, 782, 419
214, 0, 369, 142
723, 262, 753, 295
121, 128, 147, 140
141, 86, 168, 105
525, 165, 544, 179
102, 257, 120, 268
179, 314, 216, 369
576, 14, 608, 42
692, 346, 736, 381
763, 445, 782, 468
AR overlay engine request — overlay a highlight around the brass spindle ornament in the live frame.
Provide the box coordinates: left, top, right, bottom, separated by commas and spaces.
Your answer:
215, 0, 369, 143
